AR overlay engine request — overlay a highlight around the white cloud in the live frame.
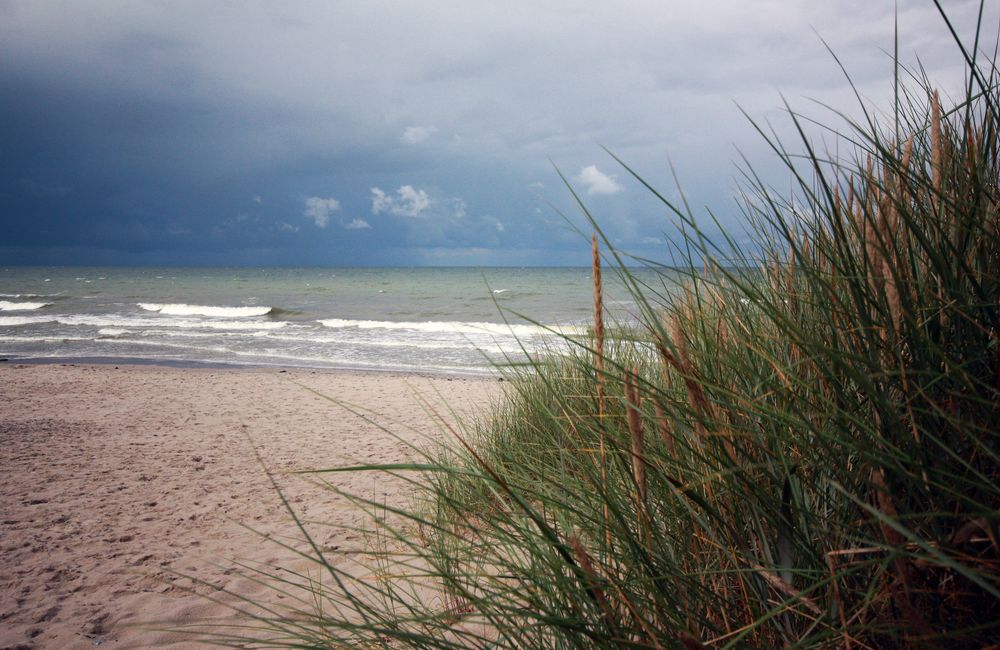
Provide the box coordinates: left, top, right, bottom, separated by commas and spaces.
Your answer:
576, 165, 623, 195
401, 125, 437, 144
345, 218, 371, 230
303, 196, 340, 228
641, 236, 663, 245
252, 195, 263, 204
279, 222, 299, 232
371, 185, 431, 217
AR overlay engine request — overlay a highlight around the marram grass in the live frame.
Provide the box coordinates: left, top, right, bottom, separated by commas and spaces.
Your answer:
207, 7, 1000, 648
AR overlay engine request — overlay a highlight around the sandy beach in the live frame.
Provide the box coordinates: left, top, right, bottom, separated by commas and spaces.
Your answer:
0, 362, 499, 649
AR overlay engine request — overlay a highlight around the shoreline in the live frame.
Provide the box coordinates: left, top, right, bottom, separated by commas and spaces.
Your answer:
0, 362, 500, 648
0, 354, 504, 380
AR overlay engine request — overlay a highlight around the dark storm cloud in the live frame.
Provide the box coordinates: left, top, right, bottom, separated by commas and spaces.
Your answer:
0, 1, 994, 265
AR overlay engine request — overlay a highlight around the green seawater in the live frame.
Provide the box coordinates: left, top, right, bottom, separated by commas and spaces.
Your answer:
0, 267, 662, 374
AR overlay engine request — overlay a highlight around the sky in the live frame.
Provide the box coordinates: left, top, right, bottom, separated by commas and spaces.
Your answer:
0, 1, 995, 267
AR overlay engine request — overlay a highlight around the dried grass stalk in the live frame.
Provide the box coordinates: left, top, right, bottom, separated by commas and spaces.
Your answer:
625, 367, 647, 509
750, 564, 822, 616
569, 536, 619, 634
669, 315, 710, 416
932, 90, 943, 210
592, 233, 605, 418
592, 234, 611, 551
653, 400, 675, 457
871, 467, 934, 639
677, 632, 708, 649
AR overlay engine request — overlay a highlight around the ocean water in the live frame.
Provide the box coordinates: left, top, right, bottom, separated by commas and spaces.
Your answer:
0, 267, 650, 375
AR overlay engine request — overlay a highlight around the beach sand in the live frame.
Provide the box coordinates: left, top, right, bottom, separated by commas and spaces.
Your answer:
0, 362, 499, 648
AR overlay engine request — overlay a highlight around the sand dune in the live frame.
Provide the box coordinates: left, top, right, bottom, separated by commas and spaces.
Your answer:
0, 362, 498, 648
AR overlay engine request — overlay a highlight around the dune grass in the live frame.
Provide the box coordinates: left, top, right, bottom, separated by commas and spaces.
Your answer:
215, 5, 1000, 648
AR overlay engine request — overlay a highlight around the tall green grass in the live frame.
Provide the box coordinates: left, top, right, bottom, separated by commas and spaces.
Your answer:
220, 6, 1000, 647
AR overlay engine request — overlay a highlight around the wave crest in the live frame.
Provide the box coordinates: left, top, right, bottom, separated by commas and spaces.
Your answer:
0, 301, 51, 311
138, 303, 274, 318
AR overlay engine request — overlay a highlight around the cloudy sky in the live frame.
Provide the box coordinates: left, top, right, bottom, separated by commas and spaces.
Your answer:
0, 1, 993, 266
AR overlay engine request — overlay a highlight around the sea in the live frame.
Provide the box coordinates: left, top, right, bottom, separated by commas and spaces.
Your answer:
0, 267, 650, 376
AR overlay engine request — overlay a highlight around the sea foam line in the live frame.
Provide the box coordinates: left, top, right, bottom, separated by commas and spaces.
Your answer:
93, 338, 494, 375
0, 313, 288, 331
317, 318, 586, 337
0, 301, 51, 311
257, 330, 529, 352
0, 334, 90, 343
67, 314, 287, 331
0, 315, 57, 326
138, 303, 274, 318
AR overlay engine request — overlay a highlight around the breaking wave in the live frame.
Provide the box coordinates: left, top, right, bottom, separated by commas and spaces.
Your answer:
0, 301, 51, 311
138, 303, 274, 318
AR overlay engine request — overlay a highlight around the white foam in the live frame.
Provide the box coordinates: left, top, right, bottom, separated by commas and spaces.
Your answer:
317, 318, 585, 337
91, 338, 493, 375
138, 303, 274, 318
0, 301, 51, 311
97, 328, 131, 337
0, 315, 57, 326
59, 314, 288, 331
0, 334, 89, 342
136, 328, 291, 339
257, 331, 486, 351
96, 338, 235, 355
